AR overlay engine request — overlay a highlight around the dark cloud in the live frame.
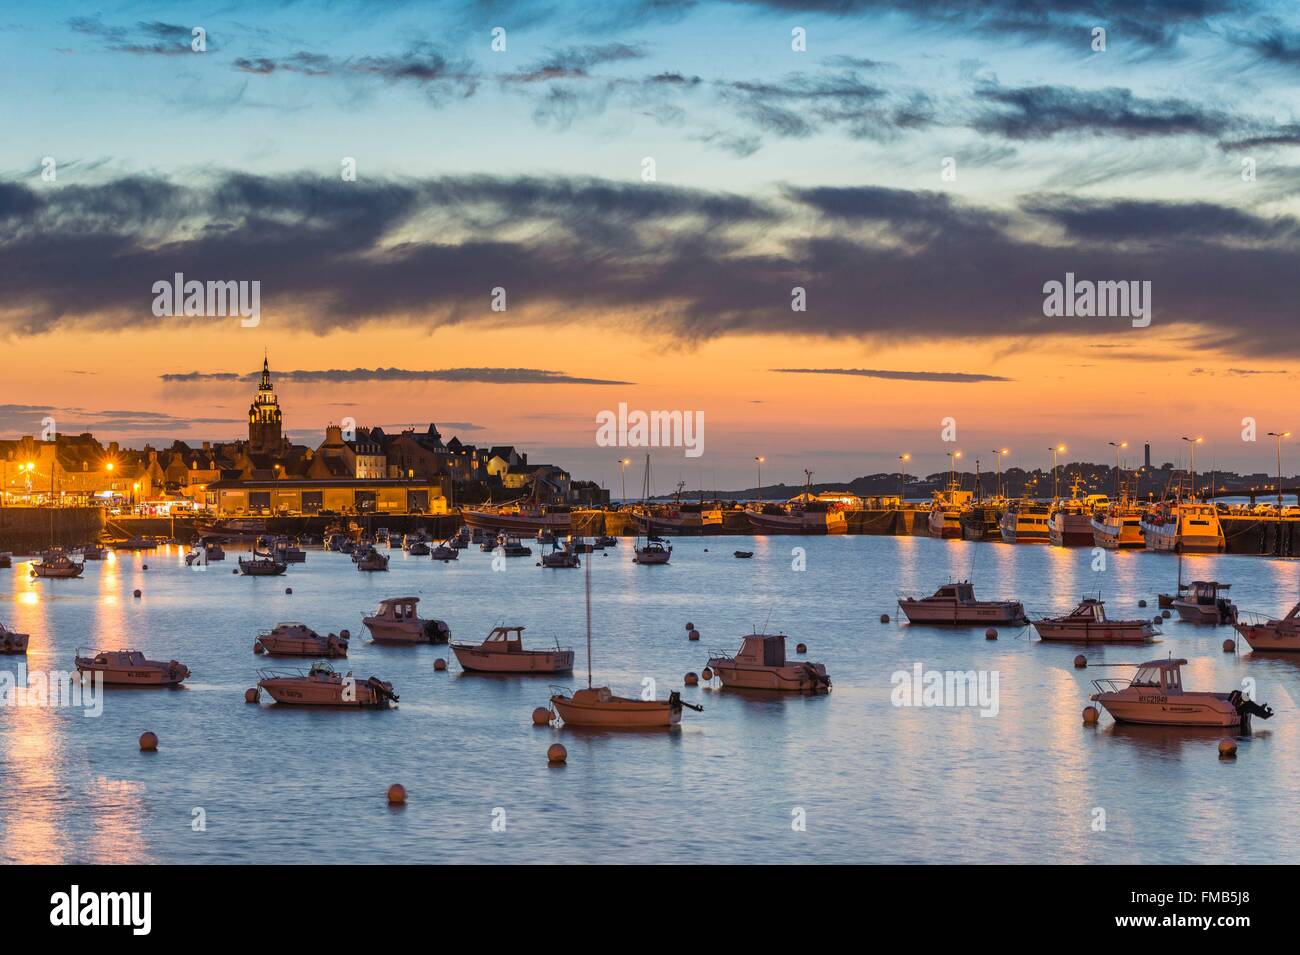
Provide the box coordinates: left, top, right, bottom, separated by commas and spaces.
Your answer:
68, 16, 206, 56
160, 368, 631, 385
773, 368, 1012, 382
972, 82, 1233, 140
2, 170, 1297, 357
232, 43, 477, 101
504, 42, 645, 82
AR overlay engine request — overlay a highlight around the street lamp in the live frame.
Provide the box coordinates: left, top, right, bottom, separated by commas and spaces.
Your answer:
755, 456, 765, 503
1048, 445, 1065, 500
1267, 431, 1290, 508
1180, 436, 1203, 499
898, 453, 911, 499
618, 458, 630, 504
1107, 441, 1127, 499
946, 450, 962, 489
991, 448, 1008, 498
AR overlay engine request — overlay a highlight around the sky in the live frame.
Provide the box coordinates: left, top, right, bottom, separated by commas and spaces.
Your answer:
0, 0, 1298, 492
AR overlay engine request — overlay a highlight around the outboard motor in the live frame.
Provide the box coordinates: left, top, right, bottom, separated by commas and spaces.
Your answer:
1229, 690, 1273, 732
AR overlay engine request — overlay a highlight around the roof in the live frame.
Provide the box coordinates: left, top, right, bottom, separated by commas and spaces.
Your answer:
378, 596, 419, 605
1138, 658, 1188, 669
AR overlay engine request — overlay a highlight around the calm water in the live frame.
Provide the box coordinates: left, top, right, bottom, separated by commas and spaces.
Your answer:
3, 535, 1299, 865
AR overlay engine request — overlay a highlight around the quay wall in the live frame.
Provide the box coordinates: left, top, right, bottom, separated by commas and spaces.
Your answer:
0, 508, 106, 553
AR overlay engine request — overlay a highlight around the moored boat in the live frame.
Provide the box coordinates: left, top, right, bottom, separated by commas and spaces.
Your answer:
238, 552, 287, 576
999, 500, 1051, 543
81, 544, 106, 560
1033, 598, 1156, 642
254, 623, 349, 658
1172, 580, 1237, 624
430, 541, 458, 560
1235, 601, 1300, 651
257, 661, 397, 707
361, 596, 450, 644
74, 648, 190, 686
451, 626, 574, 674
1089, 658, 1272, 728
632, 539, 672, 564
355, 548, 390, 572
541, 542, 581, 568
897, 581, 1027, 626
1048, 491, 1107, 546
0, 623, 30, 655
30, 551, 84, 579
1142, 502, 1225, 553
1091, 502, 1145, 549
927, 485, 971, 539
705, 633, 830, 692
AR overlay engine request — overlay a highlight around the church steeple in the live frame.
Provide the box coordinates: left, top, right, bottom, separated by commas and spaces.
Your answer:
248, 351, 283, 453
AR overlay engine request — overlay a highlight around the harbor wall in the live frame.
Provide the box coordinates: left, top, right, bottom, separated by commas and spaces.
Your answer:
0, 507, 106, 553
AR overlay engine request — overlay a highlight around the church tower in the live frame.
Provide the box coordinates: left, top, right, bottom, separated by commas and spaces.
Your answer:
247, 353, 283, 453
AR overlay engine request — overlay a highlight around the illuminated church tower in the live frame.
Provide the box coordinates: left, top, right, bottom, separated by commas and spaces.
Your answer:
247, 353, 283, 453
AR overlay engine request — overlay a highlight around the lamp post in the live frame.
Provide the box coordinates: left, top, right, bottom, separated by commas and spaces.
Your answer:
1108, 441, 1127, 499
991, 448, 1008, 498
1180, 436, 1203, 499
618, 458, 630, 504
1049, 445, 1065, 500
755, 456, 765, 503
946, 450, 962, 489
898, 453, 910, 499
1267, 432, 1290, 508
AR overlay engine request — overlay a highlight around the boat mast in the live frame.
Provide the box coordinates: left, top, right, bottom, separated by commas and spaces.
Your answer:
584, 542, 593, 689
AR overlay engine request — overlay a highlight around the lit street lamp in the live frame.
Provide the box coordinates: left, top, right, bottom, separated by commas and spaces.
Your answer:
898, 453, 910, 498
1180, 436, 1203, 499
1267, 431, 1290, 508
755, 456, 765, 503
1048, 445, 1065, 500
1108, 441, 1127, 499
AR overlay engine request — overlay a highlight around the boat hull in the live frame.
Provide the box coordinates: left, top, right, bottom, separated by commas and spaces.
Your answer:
1033, 622, 1155, 643
745, 510, 846, 535
1090, 515, 1145, 549
927, 509, 963, 539
1092, 694, 1240, 727
1048, 513, 1095, 546
1235, 622, 1300, 652
899, 601, 1027, 626
363, 619, 449, 644
707, 661, 828, 692
75, 663, 188, 686
451, 645, 574, 673
461, 510, 572, 533
550, 695, 680, 727
257, 679, 389, 706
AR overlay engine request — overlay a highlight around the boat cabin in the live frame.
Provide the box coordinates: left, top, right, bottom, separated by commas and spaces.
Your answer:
481, 626, 526, 652
1187, 581, 1230, 603
928, 582, 977, 604
1064, 598, 1108, 622
374, 596, 421, 621
1129, 659, 1185, 693
735, 634, 788, 667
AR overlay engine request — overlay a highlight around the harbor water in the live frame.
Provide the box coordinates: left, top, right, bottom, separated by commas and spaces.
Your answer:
3, 536, 1299, 864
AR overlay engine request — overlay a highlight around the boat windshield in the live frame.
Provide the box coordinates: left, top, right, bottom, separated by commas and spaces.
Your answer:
1131, 666, 1162, 687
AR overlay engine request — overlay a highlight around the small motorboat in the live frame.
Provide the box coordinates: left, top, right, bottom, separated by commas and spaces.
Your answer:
31, 551, 85, 579
594, 535, 617, 548
1033, 597, 1157, 642
1089, 658, 1273, 729
272, 538, 307, 563
238, 552, 287, 576
403, 530, 431, 555
540, 543, 581, 568
566, 535, 593, 554
74, 648, 190, 686
186, 541, 226, 565
362, 596, 450, 644
497, 534, 532, 557
451, 626, 574, 674
254, 623, 349, 658
733, 550, 754, 559
705, 634, 830, 692
256, 661, 397, 707
430, 542, 459, 561
1172, 581, 1237, 624
536, 529, 557, 545
356, 548, 390, 572
1235, 601, 1300, 652
0, 623, 30, 655
81, 544, 106, 560
375, 528, 391, 546
632, 539, 672, 565
449, 529, 470, 550
350, 540, 374, 562
897, 581, 1027, 626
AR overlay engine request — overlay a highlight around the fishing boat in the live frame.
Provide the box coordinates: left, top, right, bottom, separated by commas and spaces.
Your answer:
254, 623, 349, 658
113, 536, 159, 551
897, 581, 1027, 626
1142, 501, 1225, 553
194, 517, 266, 540
30, 550, 84, 579
354, 547, 389, 572
1089, 658, 1272, 728
999, 500, 1051, 543
549, 551, 701, 728
74, 649, 190, 686
1048, 487, 1108, 546
1033, 598, 1157, 642
463, 477, 573, 534
746, 473, 849, 535
1172, 581, 1237, 624
705, 633, 830, 692
633, 485, 725, 535
256, 661, 397, 707
451, 626, 574, 673
0, 623, 29, 655
1235, 601, 1300, 651
238, 552, 287, 576
927, 484, 971, 539
960, 503, 1002, 541
541, 542, 581, 568
362, 596, 450, 644
1090, 501, 1145, 549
